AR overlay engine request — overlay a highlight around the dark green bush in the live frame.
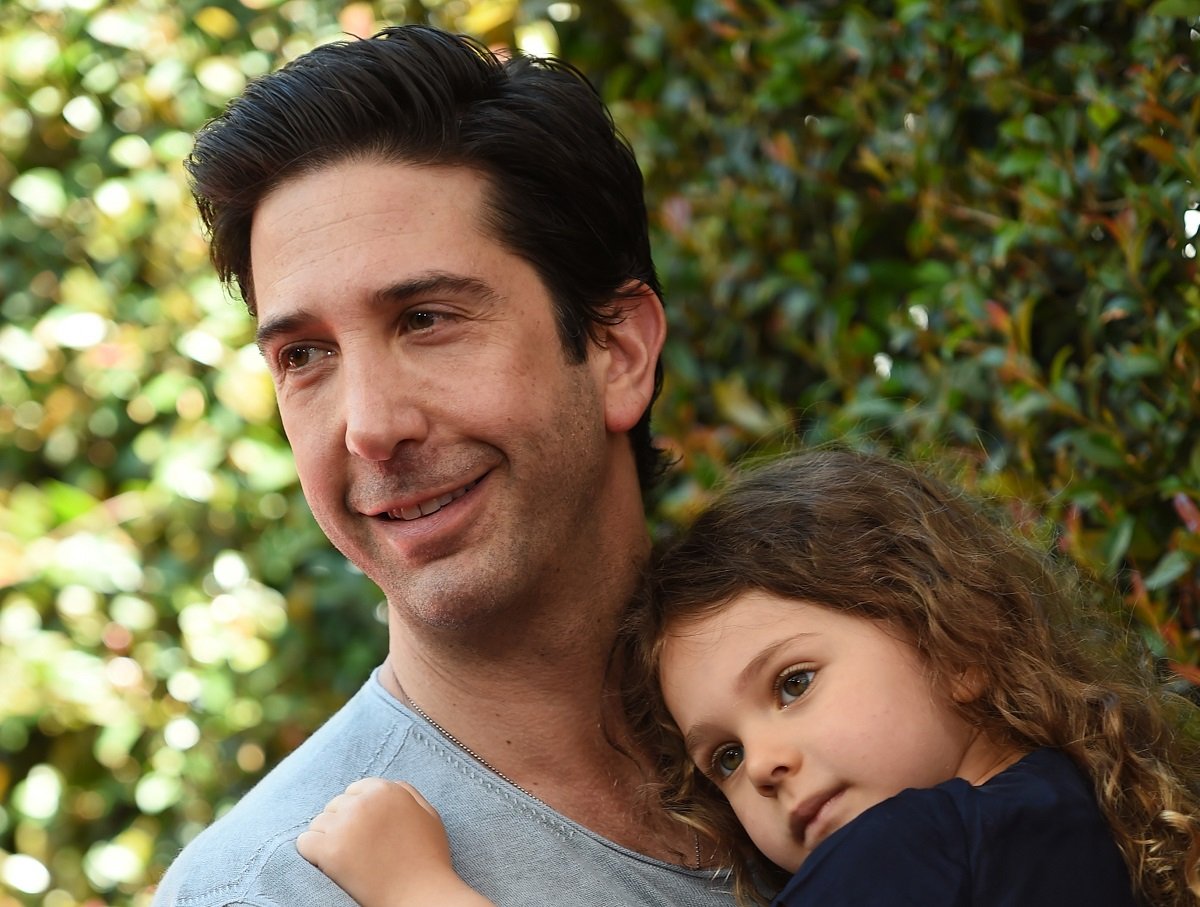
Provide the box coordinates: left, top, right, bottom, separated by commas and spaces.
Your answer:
631, 0, 1200, 681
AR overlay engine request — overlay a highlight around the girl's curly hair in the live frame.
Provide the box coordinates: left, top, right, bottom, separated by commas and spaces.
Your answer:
619, 449, 1200, 905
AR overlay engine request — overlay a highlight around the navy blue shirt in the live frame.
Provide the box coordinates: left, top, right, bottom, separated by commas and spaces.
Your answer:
772, 748, 1136, 906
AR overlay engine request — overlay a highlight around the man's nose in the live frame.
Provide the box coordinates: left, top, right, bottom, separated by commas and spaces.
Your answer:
342, 358, 429, 461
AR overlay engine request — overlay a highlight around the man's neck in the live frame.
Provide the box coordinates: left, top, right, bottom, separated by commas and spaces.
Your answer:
378, 575, 695, 863
383, 579, 628, 785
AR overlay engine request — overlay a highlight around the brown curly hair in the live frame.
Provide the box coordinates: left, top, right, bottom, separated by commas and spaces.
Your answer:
619, 449, 1200, 905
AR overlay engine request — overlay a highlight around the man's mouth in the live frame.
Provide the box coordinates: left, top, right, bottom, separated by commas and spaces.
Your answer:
377, 477, 482, 521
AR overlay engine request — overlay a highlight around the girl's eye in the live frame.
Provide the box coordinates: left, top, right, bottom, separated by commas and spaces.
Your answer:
777, 668, 816, 706
711, 744, 744, 779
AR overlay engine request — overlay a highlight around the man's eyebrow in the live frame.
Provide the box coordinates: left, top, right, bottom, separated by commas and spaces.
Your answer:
370, 272, 501, 308
253, 272, 501, 354
255, 309, 316, 354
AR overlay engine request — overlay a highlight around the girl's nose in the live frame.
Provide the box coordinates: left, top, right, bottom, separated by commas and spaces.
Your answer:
742, 735, 800, 797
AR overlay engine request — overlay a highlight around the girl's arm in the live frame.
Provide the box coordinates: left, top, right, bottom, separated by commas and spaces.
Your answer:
297, 778, 495, 907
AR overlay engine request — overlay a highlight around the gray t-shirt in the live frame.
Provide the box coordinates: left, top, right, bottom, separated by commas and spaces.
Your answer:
152, 669, 734, 906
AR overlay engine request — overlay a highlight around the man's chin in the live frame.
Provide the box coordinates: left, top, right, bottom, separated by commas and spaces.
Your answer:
377, 567, 522, 633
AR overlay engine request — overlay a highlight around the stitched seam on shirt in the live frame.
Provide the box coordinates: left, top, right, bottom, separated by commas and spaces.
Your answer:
355, 718, 403, 780
401, 723, 738, 876
172, 828, 304, 906
405, 726, 577, 841
177, 723, 405, 904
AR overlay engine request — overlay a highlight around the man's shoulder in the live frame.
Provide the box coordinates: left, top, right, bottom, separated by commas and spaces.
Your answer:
152, 675, 414, 907
152, 673, 738, 906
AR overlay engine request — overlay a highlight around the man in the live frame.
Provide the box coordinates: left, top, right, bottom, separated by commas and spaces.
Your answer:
153, 25, 734, 906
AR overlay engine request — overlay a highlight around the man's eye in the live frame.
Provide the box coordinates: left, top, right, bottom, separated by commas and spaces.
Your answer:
406, 310, 438, 331
280, 346, 331, 371
778, 669, 816, 706
710, 744, 744, 779
402, 310, 446, 332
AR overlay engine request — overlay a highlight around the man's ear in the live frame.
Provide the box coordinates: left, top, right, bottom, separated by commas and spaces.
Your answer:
595, 282, 666, 435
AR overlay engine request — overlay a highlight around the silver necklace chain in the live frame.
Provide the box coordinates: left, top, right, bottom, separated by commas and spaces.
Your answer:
389, 665, 704, 871
394, 669, 548, 806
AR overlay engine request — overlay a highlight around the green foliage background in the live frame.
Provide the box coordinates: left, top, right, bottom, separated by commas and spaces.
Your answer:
1, 0, 1197, 903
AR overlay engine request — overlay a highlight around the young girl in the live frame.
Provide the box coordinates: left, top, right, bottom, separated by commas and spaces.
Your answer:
298, 450, 1200, 906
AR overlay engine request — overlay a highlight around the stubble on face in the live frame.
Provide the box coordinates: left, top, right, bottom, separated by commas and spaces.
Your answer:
366, 368, 611, 633
251, 160, 626, 641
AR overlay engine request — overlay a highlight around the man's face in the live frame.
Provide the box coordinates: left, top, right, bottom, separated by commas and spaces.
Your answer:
249, 160, 618, 628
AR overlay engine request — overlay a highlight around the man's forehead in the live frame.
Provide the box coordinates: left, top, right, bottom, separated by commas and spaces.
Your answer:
248, 161, 495, 300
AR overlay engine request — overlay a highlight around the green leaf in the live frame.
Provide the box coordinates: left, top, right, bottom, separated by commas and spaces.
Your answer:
1103, 513, 1135, 574
1047, 429, 1128, 469
1087, 100, 1120, 132
44, 480, 99, 524
1107, 351, 1163, 381
1148, 0, 1200, 17
1144, 550, 1194, 590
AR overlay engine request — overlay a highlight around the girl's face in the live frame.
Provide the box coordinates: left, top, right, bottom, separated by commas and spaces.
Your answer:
658, 591, 1020, 873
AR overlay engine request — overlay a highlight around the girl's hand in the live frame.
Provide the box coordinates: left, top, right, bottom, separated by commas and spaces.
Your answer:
297, 778, 494, 907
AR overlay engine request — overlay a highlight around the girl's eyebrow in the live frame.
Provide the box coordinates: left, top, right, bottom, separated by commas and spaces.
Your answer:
679, 633, 819, 758
683, 722, 723, 761
734, 633, 817, 694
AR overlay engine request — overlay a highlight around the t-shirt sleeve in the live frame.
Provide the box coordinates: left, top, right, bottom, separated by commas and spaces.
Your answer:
770, 788, 971, 907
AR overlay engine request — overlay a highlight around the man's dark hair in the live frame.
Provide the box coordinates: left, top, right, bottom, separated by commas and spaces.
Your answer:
186, 25, 667, 488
